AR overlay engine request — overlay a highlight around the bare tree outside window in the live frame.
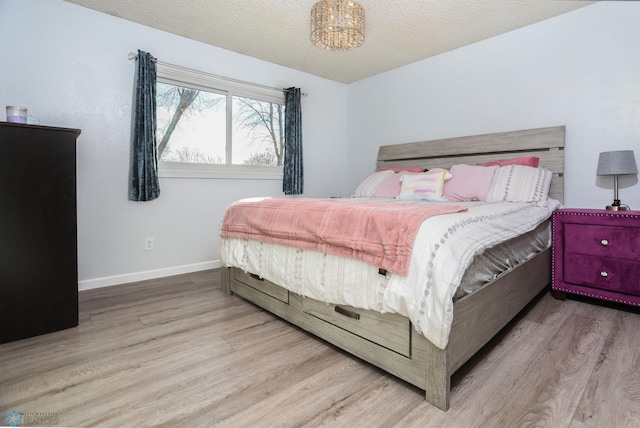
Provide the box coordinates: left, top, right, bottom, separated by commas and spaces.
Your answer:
234, 96, 284, 166
155, 82, 285, 166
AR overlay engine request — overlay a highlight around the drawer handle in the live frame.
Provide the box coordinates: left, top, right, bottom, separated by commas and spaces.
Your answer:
600, 271, 608, 278
335, 306, 360, 320
601, 239, 609, 246
249, 273, 264, 281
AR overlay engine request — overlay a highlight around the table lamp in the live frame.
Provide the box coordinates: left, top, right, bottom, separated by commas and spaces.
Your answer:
596, 150, 638, 211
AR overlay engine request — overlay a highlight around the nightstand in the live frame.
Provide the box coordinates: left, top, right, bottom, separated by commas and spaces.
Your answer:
552, 208, 640, 306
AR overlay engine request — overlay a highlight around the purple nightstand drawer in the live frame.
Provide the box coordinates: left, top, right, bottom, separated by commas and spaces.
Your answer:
564, 253, 640, 295
564, 223, 640, 261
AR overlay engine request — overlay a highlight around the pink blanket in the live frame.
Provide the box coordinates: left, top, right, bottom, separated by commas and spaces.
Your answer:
220, 198, 467, 275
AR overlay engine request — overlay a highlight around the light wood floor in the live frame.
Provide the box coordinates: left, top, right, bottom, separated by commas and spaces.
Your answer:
2, 269, 640, 427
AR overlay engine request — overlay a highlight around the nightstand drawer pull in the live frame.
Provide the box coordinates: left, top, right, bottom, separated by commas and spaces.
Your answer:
600, 271, 608, 278
600, 239, 609, 246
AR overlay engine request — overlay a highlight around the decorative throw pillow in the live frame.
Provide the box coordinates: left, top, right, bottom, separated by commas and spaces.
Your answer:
397, 172, 447, 201
477, 156, 539, 168
486, 165, 553, 203
442, 164, 498, 202
353, 170, 395, 198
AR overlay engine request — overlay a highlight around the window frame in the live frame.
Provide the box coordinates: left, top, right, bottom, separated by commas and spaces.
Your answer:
155, 63, 285, 180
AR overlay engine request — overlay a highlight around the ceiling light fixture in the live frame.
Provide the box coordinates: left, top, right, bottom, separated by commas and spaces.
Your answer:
310, 0, 365, 51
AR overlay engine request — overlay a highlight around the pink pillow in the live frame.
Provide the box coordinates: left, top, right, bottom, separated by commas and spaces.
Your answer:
378, 166, 424, 173
353, 170, 395, 197
477, 156, 539, 168
443, 164, 498, 201
425, 168, 452, 180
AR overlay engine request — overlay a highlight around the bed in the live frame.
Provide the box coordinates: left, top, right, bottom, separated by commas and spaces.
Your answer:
220, 126, 565, 411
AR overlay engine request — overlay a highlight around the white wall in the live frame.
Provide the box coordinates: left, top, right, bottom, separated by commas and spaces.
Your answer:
0, 0, 349, 289
347, 1, 640, 211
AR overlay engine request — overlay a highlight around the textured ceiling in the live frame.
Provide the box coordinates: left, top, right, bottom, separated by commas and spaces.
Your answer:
63, 0, 594, 83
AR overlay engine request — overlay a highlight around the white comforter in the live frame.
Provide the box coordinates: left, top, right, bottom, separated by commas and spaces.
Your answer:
220, 198, 560, 349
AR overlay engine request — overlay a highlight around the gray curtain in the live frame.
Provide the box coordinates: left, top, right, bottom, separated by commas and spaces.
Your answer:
129, 50, 160, 201
283, 87, 303, 195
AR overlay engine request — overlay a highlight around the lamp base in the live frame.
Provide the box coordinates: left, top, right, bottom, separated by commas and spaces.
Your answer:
606, 199, 630, 211
606, 205, 630, 211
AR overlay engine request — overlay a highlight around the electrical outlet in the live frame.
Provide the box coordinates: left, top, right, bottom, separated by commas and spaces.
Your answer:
145, 237, 154, 251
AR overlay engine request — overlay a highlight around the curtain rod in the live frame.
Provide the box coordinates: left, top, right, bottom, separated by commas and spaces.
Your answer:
128, 51, 307, 96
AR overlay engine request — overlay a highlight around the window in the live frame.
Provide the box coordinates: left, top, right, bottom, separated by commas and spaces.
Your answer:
155, 63, 285, 179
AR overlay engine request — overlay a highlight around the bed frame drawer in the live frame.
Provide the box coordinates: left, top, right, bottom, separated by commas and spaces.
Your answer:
302, 298, 411, 357
233, 269, 289, 304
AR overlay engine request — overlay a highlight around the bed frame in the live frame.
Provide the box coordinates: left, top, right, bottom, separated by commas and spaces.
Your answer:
221, 125, 565, 410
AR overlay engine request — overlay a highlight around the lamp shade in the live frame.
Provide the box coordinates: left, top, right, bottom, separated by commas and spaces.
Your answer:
596, 150, 638, 176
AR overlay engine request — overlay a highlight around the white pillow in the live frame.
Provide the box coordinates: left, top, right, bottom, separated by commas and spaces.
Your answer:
486, 165, 552, 203
397, 172, 447, 201
353, 170, 395, 198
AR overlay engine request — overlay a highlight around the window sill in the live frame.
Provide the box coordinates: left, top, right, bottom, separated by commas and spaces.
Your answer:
158, 162, 283, 180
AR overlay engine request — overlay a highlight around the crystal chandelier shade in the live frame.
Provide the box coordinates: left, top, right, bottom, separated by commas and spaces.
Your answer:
310, 0, 365, 51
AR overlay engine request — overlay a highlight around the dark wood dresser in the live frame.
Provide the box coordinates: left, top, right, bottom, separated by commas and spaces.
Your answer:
0, 122, 81, 343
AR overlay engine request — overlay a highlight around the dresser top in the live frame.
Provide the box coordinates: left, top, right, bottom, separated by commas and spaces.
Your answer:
0, 121, 81, 135
554, 208, 640, 221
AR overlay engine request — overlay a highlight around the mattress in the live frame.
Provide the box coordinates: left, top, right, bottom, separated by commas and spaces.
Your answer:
220, 198, 561, 349
455, 218, 550, 299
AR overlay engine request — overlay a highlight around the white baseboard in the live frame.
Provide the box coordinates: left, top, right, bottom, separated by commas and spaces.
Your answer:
78, 260, 222, 291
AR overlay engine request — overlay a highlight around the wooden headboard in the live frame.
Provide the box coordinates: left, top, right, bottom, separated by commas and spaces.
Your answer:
376, 126, 565, 203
